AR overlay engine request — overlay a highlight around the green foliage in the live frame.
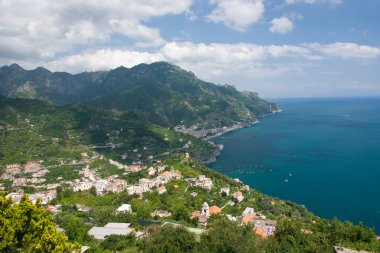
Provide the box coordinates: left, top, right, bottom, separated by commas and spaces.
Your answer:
199, 218, 262, 253
100, 234, 137, 252
0, 62, 277, 131
0, 96, 216, 165
0, 192, 81, 252
57, 214, 90, 243
90, 159, 121, 178
140, 225, 197, 253
44, 165, 81, 182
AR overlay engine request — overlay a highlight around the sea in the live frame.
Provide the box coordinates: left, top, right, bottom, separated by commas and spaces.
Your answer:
208, 97, 380, 233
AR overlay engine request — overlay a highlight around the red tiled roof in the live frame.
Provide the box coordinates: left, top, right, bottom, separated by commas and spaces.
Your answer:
242, 214, 254, 225
209, 205, 221, 214
255, 227, 268, 238
161, 171, 171, 177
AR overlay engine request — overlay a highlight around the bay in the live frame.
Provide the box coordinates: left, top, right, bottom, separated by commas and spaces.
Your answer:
209, 97, 380, 232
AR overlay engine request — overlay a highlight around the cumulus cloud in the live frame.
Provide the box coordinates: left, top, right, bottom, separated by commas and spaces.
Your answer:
306, 42, 380, 59
269, 17, 294, 34
12, 41, 379, 76
46, 49, 162, 73
206, 0, 264, 31
0, 0, 193, 60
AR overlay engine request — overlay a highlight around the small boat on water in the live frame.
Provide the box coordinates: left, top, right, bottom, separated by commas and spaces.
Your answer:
289, 173, 292, 177
284, 179, 289, 183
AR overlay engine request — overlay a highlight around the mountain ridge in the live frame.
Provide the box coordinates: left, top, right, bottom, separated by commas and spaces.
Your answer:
0, 62, 278, 128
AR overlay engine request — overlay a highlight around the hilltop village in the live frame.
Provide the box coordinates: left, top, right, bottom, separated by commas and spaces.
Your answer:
1, 153, 279, 242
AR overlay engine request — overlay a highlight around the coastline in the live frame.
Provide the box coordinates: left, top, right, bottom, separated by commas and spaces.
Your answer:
203, 108, 282, 164
202, 120, 259, 141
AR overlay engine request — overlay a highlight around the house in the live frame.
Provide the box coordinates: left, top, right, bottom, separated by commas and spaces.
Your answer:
125, 165, 142, 173
6, 192, 23, 204
107, 179, 127, 193
226, 214, 237, 221
161, 171, 172, 178
76, 204, 90, 213
188, 175, 213, 191
220, 187, 230, 196
241, 185, 250, 192
253, 218, 277, 238
147, 167, 156, 176
185, 178, 197, 187
12, 177, 27, 187
127, 186, 136, 195
157, 186, 167, 195
88, 223, 132, 240
41, 189, 57, 204
24, 161, 42, 173
95, 180, 107, 195
173, 184, 180, 189
109, 159, 124, 169
156, 166, 165, 173
46, 205, 61, 215
6, 164, 21, 175
190, 211, 201, 219
116, 204, 132, 213
198, 176, 213, 191
190, 192, 198, 197
209, 205, 222, 215
242, 207, 255, 216
233, 191, 244, 202
173, 171, 182, 180
72, 181, 93, 192
242, 214, 255, 225
151, 210, 172, 218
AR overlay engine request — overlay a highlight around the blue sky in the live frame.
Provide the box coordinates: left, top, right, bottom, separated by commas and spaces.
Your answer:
0, 0, 379, 98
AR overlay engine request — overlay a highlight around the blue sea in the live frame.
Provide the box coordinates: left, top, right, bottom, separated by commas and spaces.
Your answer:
209, 97, 380, 232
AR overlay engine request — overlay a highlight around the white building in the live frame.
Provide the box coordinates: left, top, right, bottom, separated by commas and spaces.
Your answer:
147, 167, 156, 176
116, 204, 132, 213
242, 207, 255, 216
88, 223, 132, 240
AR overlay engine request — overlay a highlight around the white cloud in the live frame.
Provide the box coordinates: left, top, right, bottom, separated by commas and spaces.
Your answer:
269, 17, 294, 34
206, 0, 264, 31
4, 40, 379, 98
45, 49, 162, 73
13, 41, 379, 76
285, 0, 343, 5
307, 43, 380, 59
0, 0, 193, 60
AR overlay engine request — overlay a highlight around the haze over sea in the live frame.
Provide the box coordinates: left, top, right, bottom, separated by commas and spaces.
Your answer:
209, 97, 380, 233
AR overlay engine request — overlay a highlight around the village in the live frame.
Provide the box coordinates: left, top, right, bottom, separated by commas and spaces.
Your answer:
0, 153, 278, 243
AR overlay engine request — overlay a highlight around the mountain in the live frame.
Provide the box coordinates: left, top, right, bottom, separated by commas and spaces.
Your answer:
0, 62, 278, 128
0, 96, 216, 164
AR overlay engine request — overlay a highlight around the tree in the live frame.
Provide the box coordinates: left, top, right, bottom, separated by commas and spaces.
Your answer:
199, 218, 262, 253
0, 192, 81, 252
100, 234, 137, 252
140, 224, 197, 253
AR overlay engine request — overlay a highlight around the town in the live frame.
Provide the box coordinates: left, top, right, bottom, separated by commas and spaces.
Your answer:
1, 152, 278, 242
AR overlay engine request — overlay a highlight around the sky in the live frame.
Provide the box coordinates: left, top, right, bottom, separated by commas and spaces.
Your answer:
0, 0, 379, 98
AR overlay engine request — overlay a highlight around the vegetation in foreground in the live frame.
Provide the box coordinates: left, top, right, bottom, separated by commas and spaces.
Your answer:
2, 155, 379, 253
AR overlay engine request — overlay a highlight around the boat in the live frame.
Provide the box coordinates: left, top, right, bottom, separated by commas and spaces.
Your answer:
284, 179, 288, 183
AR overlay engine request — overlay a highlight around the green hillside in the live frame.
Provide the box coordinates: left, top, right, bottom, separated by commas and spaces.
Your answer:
0, 62, 278, 128
0, 96, 216, 165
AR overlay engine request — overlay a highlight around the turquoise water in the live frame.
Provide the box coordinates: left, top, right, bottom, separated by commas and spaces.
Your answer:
209, 97, 380, 232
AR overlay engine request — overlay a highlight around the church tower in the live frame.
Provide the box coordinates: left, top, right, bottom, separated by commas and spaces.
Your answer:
201, 202, 210, 218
